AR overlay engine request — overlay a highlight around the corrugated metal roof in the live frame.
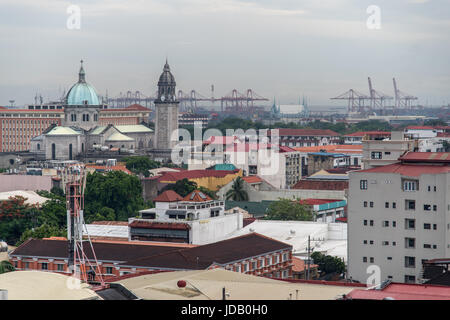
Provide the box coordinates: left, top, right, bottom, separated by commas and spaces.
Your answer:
46, 126, 81, 136
105, 132, 134, 142
116, 125, 153, 133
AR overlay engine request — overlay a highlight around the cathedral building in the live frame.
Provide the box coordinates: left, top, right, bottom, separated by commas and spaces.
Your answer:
28, 61, 155, 160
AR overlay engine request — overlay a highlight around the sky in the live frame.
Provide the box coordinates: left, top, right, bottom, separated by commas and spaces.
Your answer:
0, 0, 449, 108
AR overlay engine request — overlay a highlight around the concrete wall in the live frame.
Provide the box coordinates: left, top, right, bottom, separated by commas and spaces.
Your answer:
190, 212, 243, 245
0, 175, 53, 192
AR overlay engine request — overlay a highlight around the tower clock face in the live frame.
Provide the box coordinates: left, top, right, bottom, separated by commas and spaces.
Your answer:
161, 96, 165, 102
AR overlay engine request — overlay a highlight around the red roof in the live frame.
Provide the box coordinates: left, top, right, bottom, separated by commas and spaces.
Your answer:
344, 131, 391, 137
299, 199, 342, 205
269, 128, 339, 137
294, 144, 362, 154
125, 104, 151, 111
85, 164, 132, 175
203, 136, 239, 145
158, 169, 239, 183
346, 283, 450, 300
293, 180, 348, 191
398, 152, 450, 163
129, 220, 190, 230
153, 190, 183, 202
406, 126, 435, 130
182, 190, 213, 202
292, 257, 318, 272
437, 132, 450, 137
242, 176, 263, 184
358, 163, 450, 176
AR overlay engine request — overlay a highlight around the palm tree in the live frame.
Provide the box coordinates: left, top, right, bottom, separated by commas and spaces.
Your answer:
0, 260, 15, 274
226, 177, 249, 201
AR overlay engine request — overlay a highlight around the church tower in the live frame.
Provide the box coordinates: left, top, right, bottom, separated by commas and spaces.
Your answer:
154, 60, 179, 151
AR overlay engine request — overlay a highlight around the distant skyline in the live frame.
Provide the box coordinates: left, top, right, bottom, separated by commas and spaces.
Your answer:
1, 0, 449, 107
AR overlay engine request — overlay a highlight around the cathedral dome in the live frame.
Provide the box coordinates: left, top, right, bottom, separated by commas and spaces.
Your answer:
66, 60, 100, 106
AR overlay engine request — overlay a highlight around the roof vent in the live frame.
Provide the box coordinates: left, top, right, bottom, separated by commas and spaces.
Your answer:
290, 230, 296, 235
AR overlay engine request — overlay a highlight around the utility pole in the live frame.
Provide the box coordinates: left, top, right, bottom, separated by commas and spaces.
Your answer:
305, 235, 325, 280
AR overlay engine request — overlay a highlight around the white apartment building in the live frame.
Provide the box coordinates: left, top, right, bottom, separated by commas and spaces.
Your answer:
348, 152, 450, 284
129, 189, 243, 245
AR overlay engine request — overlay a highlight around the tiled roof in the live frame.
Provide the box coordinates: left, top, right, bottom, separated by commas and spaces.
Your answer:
343, 131, 391, 137
406, 126, 435, 130
269, 128, 340, 137
85, 164, 132, 175
398, 152, 450, 163
120, 233, 291, 269
182, 190, 213, 202
153, 190, 183, 202
358, 163, 450, 176
292, 257, 318, 272
129, 220, 190, 230
158, 169, 239, 183
293, 179, 348, 191
346, 283, 450, 300
242, 176, 263, 184
105, 131, 134, 142
125, 104, 151, 111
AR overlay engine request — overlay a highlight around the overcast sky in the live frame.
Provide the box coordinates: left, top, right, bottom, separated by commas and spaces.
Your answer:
0, 0, 449, 108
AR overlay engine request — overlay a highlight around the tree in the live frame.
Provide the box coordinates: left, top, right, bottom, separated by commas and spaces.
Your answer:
122, 156, 161, 176
84, 171, 145, 221
265, 198, 313, 221
0, 260, 15, 274
85, 207, 116, 224
311, 252, 346, 276
163, 178, 197, 197
226, 177, 249, 201
16, 223, 66, 246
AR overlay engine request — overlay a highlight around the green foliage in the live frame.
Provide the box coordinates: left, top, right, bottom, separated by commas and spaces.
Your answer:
265, 198, 313, 221
122, 156, 161, 176
424, 119, 447, 126
226, 177, 249, 201
163, 178, 197, 197
84, 171, 145, 221
86, 207, 116, 224
16, 223, 66, 246
311, 252, 346, 275
0, 260, 15, 274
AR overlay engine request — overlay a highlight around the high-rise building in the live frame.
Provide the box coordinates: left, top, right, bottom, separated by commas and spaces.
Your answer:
348, 152, 450, 284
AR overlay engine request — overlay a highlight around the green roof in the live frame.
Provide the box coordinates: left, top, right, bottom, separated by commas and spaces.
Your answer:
90, 126, 107, 135
225, 200, 273, 217
105, 132, 134, 142
116, 125, 153, 133
46, 126, 81, 136
210, 164, 236, 171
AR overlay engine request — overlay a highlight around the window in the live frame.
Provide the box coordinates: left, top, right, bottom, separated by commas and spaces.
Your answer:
360, 180, 368, 190
363, 240, 368, 244
251, 261, 257, 270
392, 202, 396, 209
433, 205, 437, 211
424, 204, 431, 211
41, 262, 48, 270
434, 186, 437, 192
282, 253, 288, 262
363, 257, 367, 263
382, 241, 389, 246
364, 220, 367, 226
403, 180, 418, 191
364, 201, 368, 208
57, 264, 64, 272
433, 224, 437, 230
369, 240, 374, 245
405, 200, 416, 210
371, 152, 382, 159
383, 221, 389, 227
405, 219, 415, 230
235, 265, 241, 273
405, 275, 416, 283
428, 186, 431, 192
243, 263, 248, 272
370, 257, 374, 263
405, 256, 416, 268
424, 223, 431, 230
105, 267, 113, 275
424, 244, 432, 249
392, 221, 396, 227
392, 241, 396, 246
405, 238, 415, 249
370, 202, 374, 208
385, 202, 389, 208
369, 220, 374, 226
387, 257, 392, 260
25, 262, 29, 269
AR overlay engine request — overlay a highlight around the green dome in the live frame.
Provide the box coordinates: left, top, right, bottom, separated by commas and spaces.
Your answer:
66, 60, 100, 106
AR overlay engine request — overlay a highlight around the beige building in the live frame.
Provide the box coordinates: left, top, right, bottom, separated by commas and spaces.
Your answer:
348, 152, 450, 284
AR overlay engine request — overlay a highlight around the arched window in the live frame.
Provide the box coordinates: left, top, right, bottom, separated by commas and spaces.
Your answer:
51, 143, 56, 160
37, 143, 40, 150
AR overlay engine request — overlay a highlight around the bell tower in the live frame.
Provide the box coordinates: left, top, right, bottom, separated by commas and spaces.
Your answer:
154, 59, 179, 152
